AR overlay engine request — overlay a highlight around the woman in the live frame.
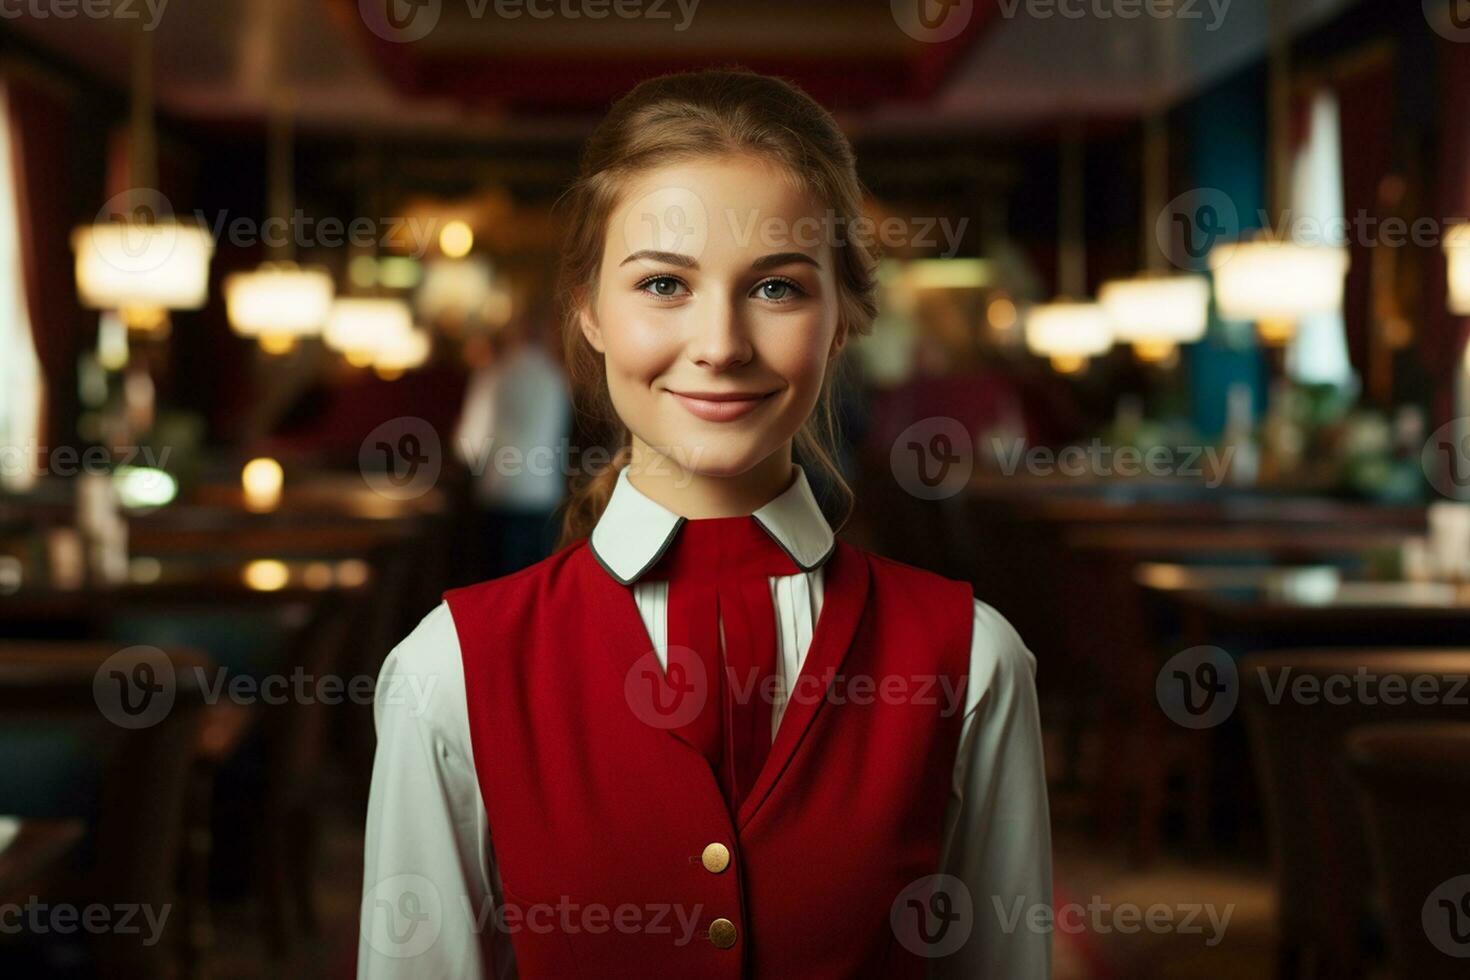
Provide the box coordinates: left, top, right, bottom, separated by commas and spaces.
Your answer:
360, 68, 1051, 979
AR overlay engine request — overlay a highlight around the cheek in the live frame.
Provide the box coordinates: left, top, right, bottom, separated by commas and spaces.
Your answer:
596, 298, 678, 384
762, 317, 833, 395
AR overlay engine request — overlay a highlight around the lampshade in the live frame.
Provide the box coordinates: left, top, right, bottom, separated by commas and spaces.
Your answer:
1098, 274, 1209, 361
324, 297, 416, 364
416, 256, 509, 329
1208, 240, 1348, 331
903, 258, 994, 290
373, 329, 431, 374
1444, 223, 1470, 315
72, 220, 214, 315
225, 263, 335, 342
1024, 301, 1113, 373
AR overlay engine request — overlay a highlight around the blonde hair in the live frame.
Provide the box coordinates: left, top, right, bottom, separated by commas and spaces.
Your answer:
557, 68, 879, 546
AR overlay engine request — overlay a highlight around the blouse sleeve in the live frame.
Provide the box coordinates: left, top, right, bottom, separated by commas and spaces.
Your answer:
934, 599, 1054, 979
358, 601, 499, 980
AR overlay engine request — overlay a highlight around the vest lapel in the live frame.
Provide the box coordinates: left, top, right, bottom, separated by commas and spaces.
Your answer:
586, 549, 720, 765
736, 542, 870, 830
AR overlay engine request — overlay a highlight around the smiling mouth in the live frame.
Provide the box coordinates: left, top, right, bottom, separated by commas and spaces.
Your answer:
667, 389, 778, 422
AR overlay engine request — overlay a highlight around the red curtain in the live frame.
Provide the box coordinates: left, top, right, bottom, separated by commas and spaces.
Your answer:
6, 72, 84, 448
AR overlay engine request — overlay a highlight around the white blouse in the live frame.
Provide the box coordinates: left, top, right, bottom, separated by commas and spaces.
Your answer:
359, 468, 1053, 978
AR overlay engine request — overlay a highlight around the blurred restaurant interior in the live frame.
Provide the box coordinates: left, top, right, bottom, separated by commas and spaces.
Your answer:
3, 0, 1470, 977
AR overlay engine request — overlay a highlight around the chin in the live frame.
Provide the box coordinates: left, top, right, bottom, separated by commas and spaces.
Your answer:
664, 437, 776, 480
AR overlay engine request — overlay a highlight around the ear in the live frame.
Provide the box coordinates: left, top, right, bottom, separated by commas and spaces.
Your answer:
827, 319, 849, 360
578, 301, 605, 354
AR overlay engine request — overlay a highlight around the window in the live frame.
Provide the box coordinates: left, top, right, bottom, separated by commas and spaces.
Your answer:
0, 81, 43, 492
1286, 88, 1355, 389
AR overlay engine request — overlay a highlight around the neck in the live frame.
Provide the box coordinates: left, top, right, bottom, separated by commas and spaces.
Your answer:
626, 440, 795, 519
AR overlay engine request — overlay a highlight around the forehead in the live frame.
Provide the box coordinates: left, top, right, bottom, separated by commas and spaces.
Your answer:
608, 155, 830, 264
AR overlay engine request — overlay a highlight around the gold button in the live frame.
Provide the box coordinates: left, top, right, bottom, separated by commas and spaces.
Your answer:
709, 917, 737, 949
701, 842, 731, 874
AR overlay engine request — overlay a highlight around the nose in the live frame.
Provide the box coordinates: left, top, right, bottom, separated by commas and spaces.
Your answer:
686, 296, 753, 371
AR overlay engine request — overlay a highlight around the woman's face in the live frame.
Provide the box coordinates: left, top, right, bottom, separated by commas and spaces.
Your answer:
581, 155, 843, 480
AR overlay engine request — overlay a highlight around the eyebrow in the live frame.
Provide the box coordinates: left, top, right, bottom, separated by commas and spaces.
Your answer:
752, 251, 821, 271
618, 249, 822, 271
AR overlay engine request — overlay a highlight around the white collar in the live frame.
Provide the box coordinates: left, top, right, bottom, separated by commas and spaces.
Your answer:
588, 466, 836, 586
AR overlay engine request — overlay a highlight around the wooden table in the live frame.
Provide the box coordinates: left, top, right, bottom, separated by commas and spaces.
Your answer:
2, 556, 374, 627
1136, 563, 1470, 647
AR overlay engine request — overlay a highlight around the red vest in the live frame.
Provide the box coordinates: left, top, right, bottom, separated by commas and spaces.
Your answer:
443, 540, 973, 979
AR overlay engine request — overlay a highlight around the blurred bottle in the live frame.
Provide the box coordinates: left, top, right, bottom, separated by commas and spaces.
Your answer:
1221, 382, 1259, 487
76, 468, 128, 585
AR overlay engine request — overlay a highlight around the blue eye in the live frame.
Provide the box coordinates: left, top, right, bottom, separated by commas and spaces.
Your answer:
637, 275, 686, 298
755, 278, 803, 302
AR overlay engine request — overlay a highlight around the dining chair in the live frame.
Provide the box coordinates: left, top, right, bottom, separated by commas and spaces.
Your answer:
0, 642, 213, 980
1240, 649, 1470, 979
1346, 722, 1470, 979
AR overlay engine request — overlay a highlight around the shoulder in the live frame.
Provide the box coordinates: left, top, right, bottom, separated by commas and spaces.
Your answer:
442, 541, 590, 614
375, 600, 468, 740
851, 547, 975, 626
858, 547, 973, 601
964, 598, 1039, 717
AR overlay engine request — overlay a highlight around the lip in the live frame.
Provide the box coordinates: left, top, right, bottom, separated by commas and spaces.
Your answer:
667, 389, 777, 422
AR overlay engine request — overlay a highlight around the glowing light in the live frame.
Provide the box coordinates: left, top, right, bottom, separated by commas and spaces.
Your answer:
986, 296, 1019, 334
378, 256, 424, 291
303, 562, 333, 591
225, 263, 334, 345
1024, 301, 1113, 373
325, 297, 416, 364
97, 312, 130, 371
373, 328, 431, 375
1444, 223, 1470, 315
241, 457, 284, 513
1209, 239, 1349, 344
417, 257, 501, 328
439, 220, 474, 259
336, 559, 371, 588
72, 221, 214, 315
128, 557, 163, 584
243, 559, 290, 592
903, 258, 993, 290
113, 466, 178, 510
1098, 274, 1209, 362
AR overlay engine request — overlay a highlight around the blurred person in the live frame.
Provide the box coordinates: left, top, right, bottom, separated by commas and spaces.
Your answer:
362, 69, 1051, 979
453, 311, 572, 579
